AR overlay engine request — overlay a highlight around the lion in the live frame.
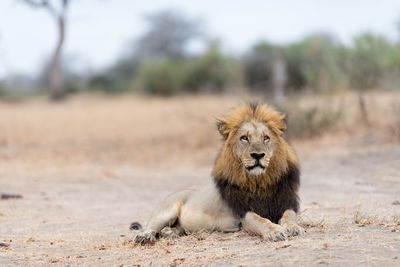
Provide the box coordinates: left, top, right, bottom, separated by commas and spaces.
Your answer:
132, 103, 303, 245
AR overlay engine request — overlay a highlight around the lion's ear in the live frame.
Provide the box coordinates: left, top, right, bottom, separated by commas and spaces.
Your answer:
273, 114, 287, 135
216, 118, 229, 140
279, 114, 287, 134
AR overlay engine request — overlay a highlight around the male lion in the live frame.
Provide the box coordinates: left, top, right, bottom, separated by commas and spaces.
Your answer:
133, 103, 303, 245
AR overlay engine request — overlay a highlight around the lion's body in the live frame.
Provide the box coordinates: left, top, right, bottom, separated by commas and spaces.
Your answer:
177, 184, 239, 233
134, 104, 303, 245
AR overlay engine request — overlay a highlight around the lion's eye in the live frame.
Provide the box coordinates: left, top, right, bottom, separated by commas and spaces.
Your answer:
264, 136, 270, 143
240, 136, 249, 142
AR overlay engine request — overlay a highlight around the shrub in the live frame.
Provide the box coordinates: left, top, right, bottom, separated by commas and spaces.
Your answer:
135, 59, 185, 95
284, 34, 347, 92
242, 42, 275, 91
283, 104, 343, 138
244, 35, 348, 93
0, 83, 6, 97
135, 43, 242, 95
183, 43, 241, 93
348, 33, 394, 90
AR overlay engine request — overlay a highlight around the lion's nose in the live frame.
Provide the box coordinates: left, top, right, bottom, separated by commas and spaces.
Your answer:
250, 153, 265, 160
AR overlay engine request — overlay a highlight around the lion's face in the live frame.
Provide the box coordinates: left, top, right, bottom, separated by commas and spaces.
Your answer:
234, 121, 274, 176
214, 104, 295, 189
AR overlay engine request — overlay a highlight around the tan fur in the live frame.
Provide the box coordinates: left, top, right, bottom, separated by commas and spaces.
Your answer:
134, 104, 303, 245
213, 104, 298, 191
279, 210, 305, 236
241, 212, 287, 242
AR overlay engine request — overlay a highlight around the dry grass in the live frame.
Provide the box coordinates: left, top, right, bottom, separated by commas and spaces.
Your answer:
0, 90, 399, 168
0, 91, 400, 266
353, 210, 379, 225
0, 94, 238, 167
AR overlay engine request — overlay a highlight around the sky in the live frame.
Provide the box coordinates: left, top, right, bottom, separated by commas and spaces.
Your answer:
0, 0, 400, 79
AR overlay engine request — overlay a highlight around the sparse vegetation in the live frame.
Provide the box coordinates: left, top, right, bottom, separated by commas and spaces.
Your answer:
390, 103, 400, 141
353, 211, 378, 225
284, 103, 343, 138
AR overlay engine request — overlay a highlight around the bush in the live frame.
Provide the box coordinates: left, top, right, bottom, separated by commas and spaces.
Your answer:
183, 43, 241, 93
135, 43, 242, 95
88, 60, 139, 94
284, 34, 347, 92
0, 83, 6, 97
348, 33, 394, 90
242, 42, 276, 91
283, 104, 343, 138
244, 35, 348, 93
135, 59, 185, 95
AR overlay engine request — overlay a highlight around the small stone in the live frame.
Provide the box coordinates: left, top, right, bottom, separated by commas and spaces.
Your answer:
1, 192, 23, 200
130, 222, 142, 230
392, 200, 400, 205
0, 242, 9, 248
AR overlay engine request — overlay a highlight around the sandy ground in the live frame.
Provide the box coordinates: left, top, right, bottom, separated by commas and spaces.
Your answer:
0, 94, 399, 266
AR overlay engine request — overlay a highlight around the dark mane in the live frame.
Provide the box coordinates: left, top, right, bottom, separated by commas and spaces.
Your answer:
214, 161, 300, 224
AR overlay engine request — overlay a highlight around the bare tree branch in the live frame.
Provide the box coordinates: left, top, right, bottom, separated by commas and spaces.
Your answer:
19, 0, 48, 8
19, 0, 59, 18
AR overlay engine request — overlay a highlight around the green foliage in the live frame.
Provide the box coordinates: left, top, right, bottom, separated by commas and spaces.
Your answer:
183, 43, 240, 93
243, 42, 276, 91
81, 10, 400, 96
4, 7, 400, 97
135, 43, 241, 95
0, 83, 6, 97
136, 59, 185, 95
283, 34, 347, 92
88, 60, 139, 94
243, 34, 349, 93
243, 32, 400, 93
348, 33, 395, 90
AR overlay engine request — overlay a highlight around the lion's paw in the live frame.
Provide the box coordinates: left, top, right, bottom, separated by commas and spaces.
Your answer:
281, 223, 304, 237
262, 225, 288, 242
134, 232, 156, 245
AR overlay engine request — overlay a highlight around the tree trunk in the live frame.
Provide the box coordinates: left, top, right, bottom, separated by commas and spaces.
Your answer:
49, 16, 65, 100
271, 53, 286, 106
358, 93, 369, 126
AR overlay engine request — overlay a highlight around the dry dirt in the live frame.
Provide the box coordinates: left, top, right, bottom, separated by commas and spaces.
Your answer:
0, 93, 399, 266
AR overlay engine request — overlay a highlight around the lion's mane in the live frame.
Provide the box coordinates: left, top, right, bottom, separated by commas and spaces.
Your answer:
212, 103, 300, 223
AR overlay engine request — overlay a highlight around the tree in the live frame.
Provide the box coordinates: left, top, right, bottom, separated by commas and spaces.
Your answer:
284, 34, 346, 92
243, 42, 287, 104
349, 33, 393, 125
19, 0, 71, 100
133, 10, 202, 61
243, 42, 275, 92
89, 9, 204, 94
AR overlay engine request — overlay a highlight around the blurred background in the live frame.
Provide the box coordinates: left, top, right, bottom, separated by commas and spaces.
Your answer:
1, 0, 400, 98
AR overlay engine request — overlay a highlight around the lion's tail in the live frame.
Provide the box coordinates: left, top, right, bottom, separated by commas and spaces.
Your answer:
129, 222, 142, 230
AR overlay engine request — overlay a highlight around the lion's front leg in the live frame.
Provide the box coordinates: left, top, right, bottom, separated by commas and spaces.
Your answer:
279, 209, 304, 237
240, 211, 288, 242
134, 188, 194, 245
135, 201, 183, 245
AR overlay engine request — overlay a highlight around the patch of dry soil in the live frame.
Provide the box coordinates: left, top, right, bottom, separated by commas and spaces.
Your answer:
1, 144, 399, 266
